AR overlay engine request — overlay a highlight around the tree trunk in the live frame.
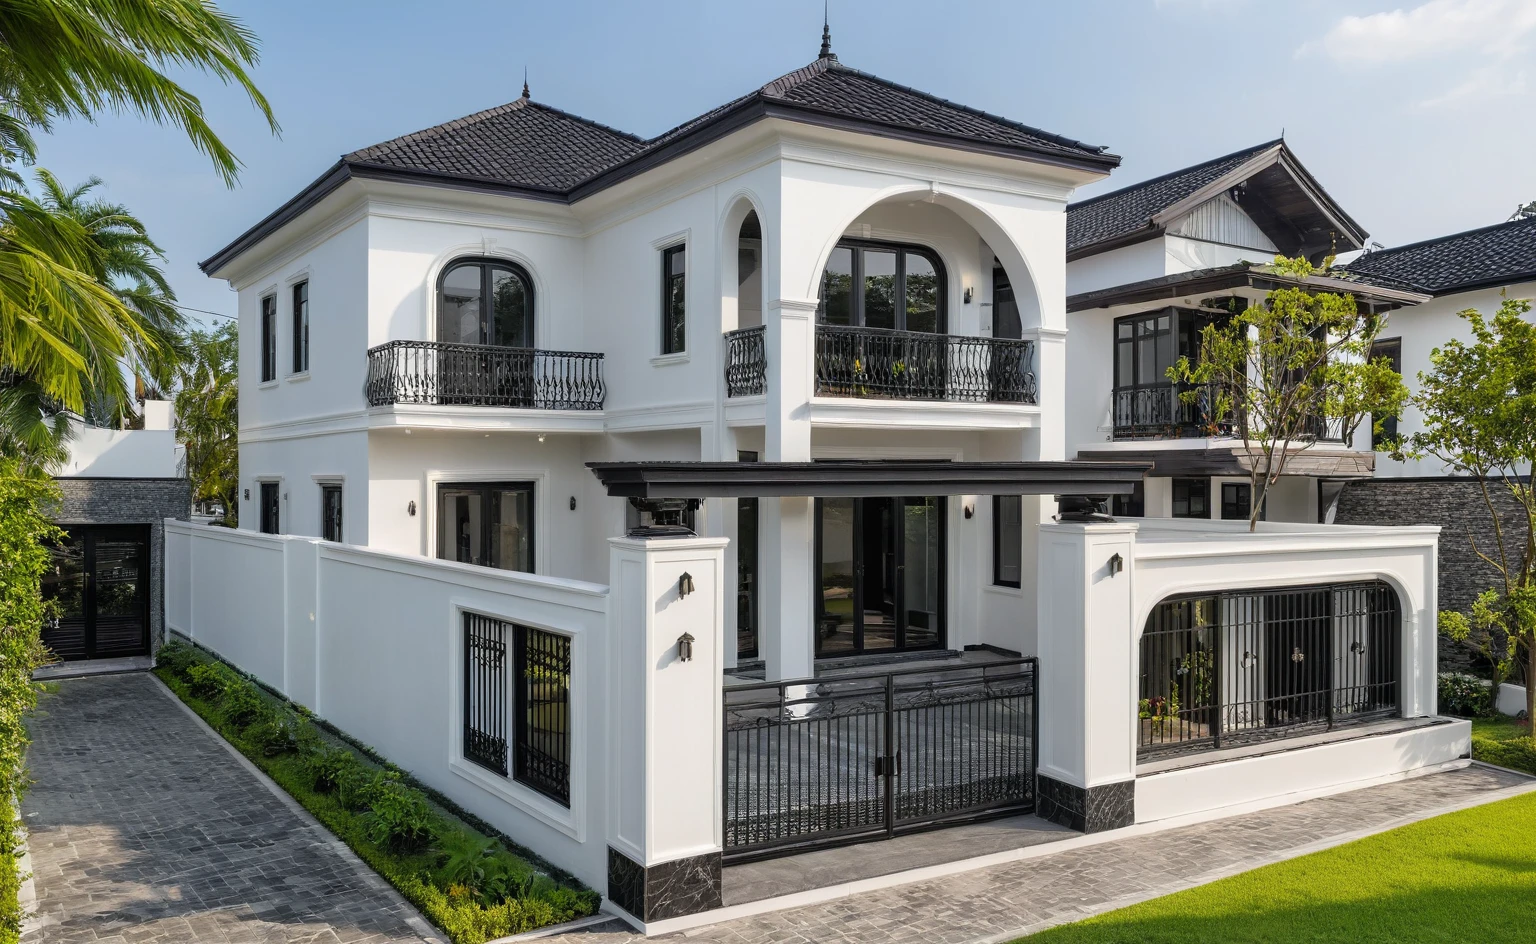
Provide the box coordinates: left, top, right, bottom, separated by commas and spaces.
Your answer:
1527, 641, 1534, 724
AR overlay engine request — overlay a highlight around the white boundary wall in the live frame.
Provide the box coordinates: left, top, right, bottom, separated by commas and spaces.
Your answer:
163, 519, 612, 890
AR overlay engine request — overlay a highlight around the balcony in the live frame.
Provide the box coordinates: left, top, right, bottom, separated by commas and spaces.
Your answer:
1110, 382, 1344, 443
814, 324, 1036, 404
364, 341, 605, 423
724, 326, 766, 398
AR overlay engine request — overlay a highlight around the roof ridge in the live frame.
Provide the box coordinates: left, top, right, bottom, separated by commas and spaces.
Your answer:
1068, 138, 1281, 210
1349, 213, 1536, 262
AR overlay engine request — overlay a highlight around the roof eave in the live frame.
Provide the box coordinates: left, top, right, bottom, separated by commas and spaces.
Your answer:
1066, 264, 1430, 312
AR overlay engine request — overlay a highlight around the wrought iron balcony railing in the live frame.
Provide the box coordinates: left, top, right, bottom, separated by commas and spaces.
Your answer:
813, 324, 1037, 404
1112, 382, 1346, 443
724, 325, 766, 398
364, 340, 605, 411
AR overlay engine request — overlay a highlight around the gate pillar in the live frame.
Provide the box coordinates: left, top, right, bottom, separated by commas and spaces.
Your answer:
1036, 519, 1138, 833
605, 534, 729, 926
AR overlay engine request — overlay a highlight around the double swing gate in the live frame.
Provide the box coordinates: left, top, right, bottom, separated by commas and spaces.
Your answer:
723, 658, 1038, 862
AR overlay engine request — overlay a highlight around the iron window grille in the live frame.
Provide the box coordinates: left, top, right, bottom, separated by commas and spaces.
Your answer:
1137, 580, 1401, 757
292, 281, 309, 373
260, 295, 277, 382
320, 484, 343, 542
462, 614, 573, 806
662, 244, 686, 355
463, 613, 509, 775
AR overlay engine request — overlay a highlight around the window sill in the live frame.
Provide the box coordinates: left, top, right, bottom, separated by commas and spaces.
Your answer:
986, 583, 1023, 597
286, 371, 311, 383
449, 757, 581, 840
651, 352, 690, 367
257, 380, 279, 390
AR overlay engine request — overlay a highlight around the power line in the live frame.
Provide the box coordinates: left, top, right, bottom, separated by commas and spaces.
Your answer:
171, 302, 237, 321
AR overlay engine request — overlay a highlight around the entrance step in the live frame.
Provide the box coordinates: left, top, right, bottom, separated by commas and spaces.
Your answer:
34, 655, 153, 681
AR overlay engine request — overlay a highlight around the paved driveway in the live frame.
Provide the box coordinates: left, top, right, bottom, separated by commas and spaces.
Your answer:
22, 672, 441, 943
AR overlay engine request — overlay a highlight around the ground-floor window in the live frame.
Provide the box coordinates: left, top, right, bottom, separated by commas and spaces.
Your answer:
1138, 580, 1400, 757
816, 495, 945, 656
320, 484, 343, 542
992, 495, 1022, 588
259, 482, 280, 534
462, 612, 572, 806
1112, 481, 1145, 518
1220, 482, 1263, 521
437, 482, 534, 572
1171, 477, 1208, 518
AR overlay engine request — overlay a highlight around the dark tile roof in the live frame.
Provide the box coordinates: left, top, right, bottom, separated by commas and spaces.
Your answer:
344, 99, 645, 194
1340, 215, 1536, 295
1066, 140, 1280, 254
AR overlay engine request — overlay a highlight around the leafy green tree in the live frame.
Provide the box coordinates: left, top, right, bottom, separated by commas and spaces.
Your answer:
175, 322, 238, 525
1392, 298, 1536, 719
1168, 256, 1408, 530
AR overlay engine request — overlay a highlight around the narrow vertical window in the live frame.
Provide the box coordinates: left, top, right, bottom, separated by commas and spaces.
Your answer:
661, 244, 686, 354
1369, 338, 1402, 450
320, 484, 343, 542
992, 495, 1022, 588
260, 295, 277, 382
259, 482, 280, 534
292, 281, 309, 373
514, 624, 572, 805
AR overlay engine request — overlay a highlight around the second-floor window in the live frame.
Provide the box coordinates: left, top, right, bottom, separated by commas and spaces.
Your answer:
260, 295, 277, 382
1370, 337, 1402, 450
820, 240, 945, 333
661, 244, 686, 354
292, 281, 309, 373
439, 259, 533, 348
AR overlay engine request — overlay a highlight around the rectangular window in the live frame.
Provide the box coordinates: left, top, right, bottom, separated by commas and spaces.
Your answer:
1370, 337, 1402, 450
737, 450, 759, 661
661, 244, 686, 354
460, 612, 573, 807
1112, 481, 1145, 517
1171, 478, 1208, 519
292, 281, 309, 373
992, 495, 1022, 588
1220, 482, 1256, 521
259, 482, 280, 534
437, 482, 535, 572
320, 484, 343, 542
260, 295, 277, 382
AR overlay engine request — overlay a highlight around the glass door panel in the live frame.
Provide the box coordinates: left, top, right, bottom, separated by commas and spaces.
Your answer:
860, 499, 898, 652
439, 488, 485, 566
815, 495, 946, 657
491, 487, 533, 573
437, 483, 535, 573
900, 498, 943, 650
737, 497, 760, 660
41, 536, 86, 661
861, 250, 898, 330
92, 538, 147, 657
817, 498, 857, 655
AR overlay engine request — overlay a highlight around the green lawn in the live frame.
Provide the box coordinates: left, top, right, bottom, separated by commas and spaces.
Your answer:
1019, 791, 1536, 943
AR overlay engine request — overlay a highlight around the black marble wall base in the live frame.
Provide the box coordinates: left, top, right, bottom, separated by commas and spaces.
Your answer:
607, 846, 722, 922
1037, 773, 1135, 833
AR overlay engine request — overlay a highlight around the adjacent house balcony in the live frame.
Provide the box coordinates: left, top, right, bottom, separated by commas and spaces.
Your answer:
1110, 382, 1344, 443
364, 340, 606, 431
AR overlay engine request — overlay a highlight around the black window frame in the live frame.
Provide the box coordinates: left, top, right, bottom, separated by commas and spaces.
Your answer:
260, 295, 277, 383
1370, 337, 1402, 450
818, 238, 948, 333
992, 494, 1022, 588
512, 623, 572, 806
736, 450, 760, 661
437, 257, 536, 348
258, 482, 280, 534
320, 483, 343, 542
292, 280, 309, 373
436, 481, 536, 573
1220, 481, 1263, 521
1171, 477, 1209, 519
661, 243, 686, 355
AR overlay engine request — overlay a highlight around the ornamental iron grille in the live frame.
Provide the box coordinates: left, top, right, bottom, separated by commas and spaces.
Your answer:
365, 340, 605, 411
814, 324, 1037, 404
723, 658, 1037, 862
724, 325, 766, 397
463, 613, 509, 775
1137, 581, 1400, 757
462, 614, 574, 805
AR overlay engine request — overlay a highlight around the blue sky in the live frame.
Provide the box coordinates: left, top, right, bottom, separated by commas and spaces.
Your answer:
33, 0, 1536, 327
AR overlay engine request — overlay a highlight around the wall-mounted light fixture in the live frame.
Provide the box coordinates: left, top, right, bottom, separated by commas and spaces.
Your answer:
963, 287, 974, 304
569, 496, 577, 511
963, 503, 974, 519
407, 500, 417, 516
677, 631, 695, 662
678, 571, 695, 598
243, 488, 250, 501
1107, 552, 1124, 576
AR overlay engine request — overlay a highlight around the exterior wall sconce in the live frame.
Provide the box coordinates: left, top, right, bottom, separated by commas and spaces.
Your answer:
1107, 552, 1123, 576
963, 287, 974, 304
677, 631, 695, 662
243, 488, 250, 501
678, 571, 695, 598
963, 503, 974, 519
407, 500, 417, 516
569, 496, 577, 511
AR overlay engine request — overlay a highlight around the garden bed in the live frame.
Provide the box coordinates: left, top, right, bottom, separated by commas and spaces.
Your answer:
153, 641, 598, 944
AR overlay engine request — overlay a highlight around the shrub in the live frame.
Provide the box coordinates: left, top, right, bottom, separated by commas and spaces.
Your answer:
185, 661, 231, 699
305, 746, 358, 794
246, 711, 307, 756
221, 682, 267, 729
155, 640, 198, 679
1439, 672, 1493, 717
362, 777, 437, 852
1472, 733, 1536, 777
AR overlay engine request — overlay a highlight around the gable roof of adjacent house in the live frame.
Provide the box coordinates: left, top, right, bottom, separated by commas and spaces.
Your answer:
201, 51, 1118, 275
1065, 139, 1368, 262
1340, 215, 1536, 296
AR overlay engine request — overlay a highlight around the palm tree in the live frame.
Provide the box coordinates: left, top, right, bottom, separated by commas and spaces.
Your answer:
175, 322, 237, 524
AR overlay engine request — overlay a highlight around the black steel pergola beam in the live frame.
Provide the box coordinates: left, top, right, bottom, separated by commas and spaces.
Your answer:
586, 460, 1151, 499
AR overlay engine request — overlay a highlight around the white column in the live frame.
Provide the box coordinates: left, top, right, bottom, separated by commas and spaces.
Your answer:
759, 297, 818, 681
606, 534, 728, 923
1036, 519, 1138, 832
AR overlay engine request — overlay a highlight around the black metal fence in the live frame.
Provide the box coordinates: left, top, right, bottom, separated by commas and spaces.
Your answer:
725, 325, 766, 397
514, 625, 572, 806
1138, 581, 1400, 757
1112, 383, 1232, 440
814, 325, 1037, 404
365, 340, 605, 410
723, 658, 1037, 862
463, 613, 508, 775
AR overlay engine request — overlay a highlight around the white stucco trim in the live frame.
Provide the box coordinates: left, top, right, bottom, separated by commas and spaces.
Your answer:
807, 397, 1041, 430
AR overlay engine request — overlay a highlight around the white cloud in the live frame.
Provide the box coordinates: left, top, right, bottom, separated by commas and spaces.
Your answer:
1420, 63, 1529, 105
1302, 0, 1536, 64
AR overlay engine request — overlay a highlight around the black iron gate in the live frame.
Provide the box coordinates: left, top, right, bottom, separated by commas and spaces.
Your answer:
723, 657, 1037, 862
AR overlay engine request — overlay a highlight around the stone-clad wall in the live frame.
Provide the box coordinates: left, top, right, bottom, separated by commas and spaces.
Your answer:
1335, 477, 1523, 673
51, 477, 191, 651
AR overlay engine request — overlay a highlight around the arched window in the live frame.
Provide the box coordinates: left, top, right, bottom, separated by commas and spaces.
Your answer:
438, 259, 534, 348
819, 239, 946, 333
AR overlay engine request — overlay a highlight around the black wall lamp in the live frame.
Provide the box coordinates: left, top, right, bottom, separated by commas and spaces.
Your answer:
677, 632, 695, 662
408, 500, 417, 516
678, 571, 695, 598
1107, 552, 1124, 576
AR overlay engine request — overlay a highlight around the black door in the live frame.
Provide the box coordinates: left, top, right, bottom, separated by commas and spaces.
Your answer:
816, 496, 945, 657
40, 525, 151, 661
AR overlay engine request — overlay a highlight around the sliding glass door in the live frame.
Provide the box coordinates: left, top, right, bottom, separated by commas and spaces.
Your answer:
815, 496, 945, 657
437, 482, 534, 573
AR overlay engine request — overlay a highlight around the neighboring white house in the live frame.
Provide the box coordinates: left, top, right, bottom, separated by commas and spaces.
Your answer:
176, 41, 1466, 932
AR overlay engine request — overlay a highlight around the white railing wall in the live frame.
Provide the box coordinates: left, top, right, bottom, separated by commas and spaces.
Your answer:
163, 520, 611, 890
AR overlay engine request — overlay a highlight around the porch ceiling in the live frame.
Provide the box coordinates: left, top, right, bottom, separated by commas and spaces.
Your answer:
585, 459, 1151, 498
